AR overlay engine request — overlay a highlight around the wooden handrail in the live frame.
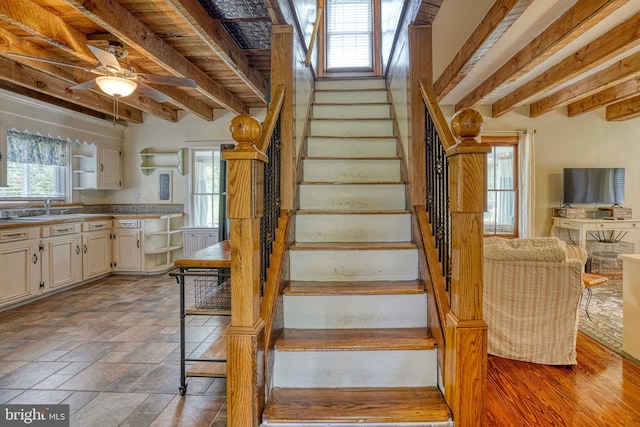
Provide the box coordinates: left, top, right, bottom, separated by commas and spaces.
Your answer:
304, 0, 324, 67
419, 79, 456, 150
257, 84, 286, 153
416, 207, 449, 345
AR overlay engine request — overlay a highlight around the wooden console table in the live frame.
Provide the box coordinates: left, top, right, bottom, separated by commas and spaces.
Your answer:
551, 217, 640, 251
171, 240, 230, 395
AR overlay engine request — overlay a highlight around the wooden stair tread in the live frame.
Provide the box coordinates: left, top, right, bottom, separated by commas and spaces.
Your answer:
275, 328, 435, 351
300, 181, 404, 185
304, 156, 400, 160
290, 242, 416, 251
295, 209, 410, 215
286, 280, 424, 295
186, 332, 226, 378
263, 386, 451, 424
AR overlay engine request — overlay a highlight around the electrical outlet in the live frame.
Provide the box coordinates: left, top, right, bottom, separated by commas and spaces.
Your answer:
133, 194, 140, 203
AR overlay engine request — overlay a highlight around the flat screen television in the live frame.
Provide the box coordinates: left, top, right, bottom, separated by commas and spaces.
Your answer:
563, 167, 625, 205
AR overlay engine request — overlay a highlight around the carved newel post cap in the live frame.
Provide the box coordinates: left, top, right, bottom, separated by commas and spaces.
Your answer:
230, 114, 262, 150
451, 108, 483, 142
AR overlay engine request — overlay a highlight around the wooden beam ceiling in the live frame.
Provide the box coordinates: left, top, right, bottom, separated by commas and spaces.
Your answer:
453, 0, 630, 111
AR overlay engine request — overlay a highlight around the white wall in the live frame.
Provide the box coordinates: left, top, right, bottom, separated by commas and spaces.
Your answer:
441, 105, 640, 238
85, 109, 266, 207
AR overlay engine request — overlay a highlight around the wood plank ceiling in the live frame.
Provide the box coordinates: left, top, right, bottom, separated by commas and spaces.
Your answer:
0, 0, 639, 124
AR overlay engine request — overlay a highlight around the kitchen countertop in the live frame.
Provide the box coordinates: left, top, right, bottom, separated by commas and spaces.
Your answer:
0, 212, 184, 229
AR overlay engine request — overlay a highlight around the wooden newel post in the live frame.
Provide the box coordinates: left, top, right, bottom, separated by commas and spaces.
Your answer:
223, 114, 268, 427
444, 108, 489, 426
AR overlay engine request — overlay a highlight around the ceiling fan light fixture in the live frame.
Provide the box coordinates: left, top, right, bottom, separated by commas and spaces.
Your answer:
96, 76, 137, 97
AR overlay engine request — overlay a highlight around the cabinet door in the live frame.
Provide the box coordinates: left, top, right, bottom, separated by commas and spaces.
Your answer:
83, 229, 112, 280
99, 145, 122, 189
113, 230, 142, 272
0, 239, 40, 306
42, 234, 82, 291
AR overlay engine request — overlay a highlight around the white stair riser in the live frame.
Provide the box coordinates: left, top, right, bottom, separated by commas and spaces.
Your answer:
314, 90, 388, 104
290, 248, 418, 281
295, 214, 411, 242
303, 159, 400, 183
315, 79, 386, 91
313, 103, 390, 119
283, 294, 427, 328
273, 349, 436, 388
306, 137, 397, 158
310, 119, 394, 137
299, 184, 406, 211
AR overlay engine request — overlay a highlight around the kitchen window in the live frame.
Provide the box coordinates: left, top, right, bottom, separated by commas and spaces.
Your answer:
0, 129, 67, 200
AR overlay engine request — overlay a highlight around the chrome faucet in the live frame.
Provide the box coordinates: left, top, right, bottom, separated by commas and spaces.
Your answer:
44, 199, 52, 215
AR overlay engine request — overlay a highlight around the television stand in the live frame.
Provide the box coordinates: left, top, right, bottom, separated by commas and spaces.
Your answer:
551, 217, 639, 249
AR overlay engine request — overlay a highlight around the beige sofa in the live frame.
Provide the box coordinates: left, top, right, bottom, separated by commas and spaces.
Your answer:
483, 237, 587, 365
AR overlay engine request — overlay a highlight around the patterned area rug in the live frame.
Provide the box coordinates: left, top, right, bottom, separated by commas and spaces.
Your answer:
578, 277, 623, 354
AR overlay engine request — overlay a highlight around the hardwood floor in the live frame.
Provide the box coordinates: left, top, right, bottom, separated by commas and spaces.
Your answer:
487, 333, 640, 426
1, 274, 639, 426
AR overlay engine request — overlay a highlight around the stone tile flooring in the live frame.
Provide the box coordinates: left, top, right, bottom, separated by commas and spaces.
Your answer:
0, 274, 229, 426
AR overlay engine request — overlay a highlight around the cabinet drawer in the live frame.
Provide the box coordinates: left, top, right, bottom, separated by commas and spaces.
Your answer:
0, 228, 38, 241
557, 219, 580, 229
594, 221, 640, 230
42, 223, 81, 237
83, 220, 112, 231
113, 219, 140, 228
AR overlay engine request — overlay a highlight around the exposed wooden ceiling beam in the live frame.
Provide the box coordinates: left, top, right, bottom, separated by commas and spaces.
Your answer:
62, 0, 247, 115
0, 21, 178, 121
456, 0, 629, 111
606, 94, 640, 120
0, 0, 96, 64
529, 51, 640, 117
0, 55, 145, 123
166, 0, 267, 102
434, 0, 532, 101
416, 0, 445, 25
492, 11, 640, 118
567, 76, 640, 116
0, 79, 128, 124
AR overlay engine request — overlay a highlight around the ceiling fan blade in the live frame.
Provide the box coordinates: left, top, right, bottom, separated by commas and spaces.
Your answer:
138, 73, 196, 87
136, 83, 172, 103
7, 53, 94, 72
87, 44, 122, 72
69, 79, 98, 90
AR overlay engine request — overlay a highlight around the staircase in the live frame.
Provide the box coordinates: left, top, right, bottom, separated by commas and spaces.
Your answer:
261, 79, 452, 426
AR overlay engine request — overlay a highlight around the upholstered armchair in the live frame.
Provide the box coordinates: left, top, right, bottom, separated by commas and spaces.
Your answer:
483, 237, 587, 365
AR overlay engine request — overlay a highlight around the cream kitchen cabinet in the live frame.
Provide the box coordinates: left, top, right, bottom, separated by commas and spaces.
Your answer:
112, 219, 142, 272
41, 223, 83, 291
82, 221, 112, 280
143, 215, 184, 272
72, 142, 122, 190
0, 227, 41, 307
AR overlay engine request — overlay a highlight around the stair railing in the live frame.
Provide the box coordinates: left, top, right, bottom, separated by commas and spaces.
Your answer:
223, 83, 291, 426
304, 0, 324, 67
418, 79, 489, 426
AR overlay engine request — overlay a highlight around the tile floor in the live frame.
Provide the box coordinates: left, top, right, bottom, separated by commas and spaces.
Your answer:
0, 274, 228, 426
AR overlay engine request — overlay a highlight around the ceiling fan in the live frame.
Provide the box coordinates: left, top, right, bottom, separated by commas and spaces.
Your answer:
8, 41, 196, 103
